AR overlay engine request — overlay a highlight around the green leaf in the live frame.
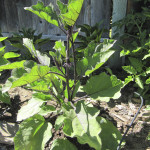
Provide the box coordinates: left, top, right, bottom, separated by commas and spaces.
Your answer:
63, 101, 102, 150
124, 76, 133, 86
23, 38, 36, 58
11, 65, 50, 88
0, 60, 25, 71
30, 80, 50, 92
2, 68, 27, 93
82, 72, 123, 101
135, 76, 144, 89
0, 57, 9, 67
57, 0, 68, 14
35, 50, 50, 66
61, 0, 84, 26
53, 40, 66, 57
146, 77, 150, 84
25, 2, 59, 27
129, 57, 143, 73
97, 117, 122, 150
14, 114, 52, 150
122, 66, 137, 75
51, 139, 77, 150
0, 85, 11, 104
3, 52, 21, 59
77, 40, 115, 76
0, 37, 7, 42
38, 105, 56, 116
0, 46, 6, 56
55, 115, 65, 131
146, 67, 150, 74
17, 94, 46, 121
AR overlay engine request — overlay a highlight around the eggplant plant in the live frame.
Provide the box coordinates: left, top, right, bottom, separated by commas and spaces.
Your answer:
0, 0, 124, 149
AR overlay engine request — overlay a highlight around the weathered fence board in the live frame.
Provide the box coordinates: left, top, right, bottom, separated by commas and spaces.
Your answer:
0, 0, 111, 38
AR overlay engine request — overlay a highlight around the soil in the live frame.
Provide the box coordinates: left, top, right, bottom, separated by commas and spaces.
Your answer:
0, 72, 150, 150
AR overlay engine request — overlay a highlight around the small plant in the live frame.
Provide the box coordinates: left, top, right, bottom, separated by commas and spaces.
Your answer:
0, 1, 124, 149
113, 0, 150, 103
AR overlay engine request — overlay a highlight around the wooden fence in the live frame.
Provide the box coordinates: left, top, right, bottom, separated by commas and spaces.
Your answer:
0, 0, 111, 39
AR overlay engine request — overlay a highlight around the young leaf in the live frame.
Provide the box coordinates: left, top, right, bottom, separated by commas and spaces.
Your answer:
53, 40, 66, 57
135, 76, 144, 89
0, 60, 26, 72
51, 139, 77, 150
63, 101, 102, 150
14, 114, 52, 150
122, 66, 137, 75
25, 2, 59, 27
60, 0, 84, 26
0, 37, 7, 42
82, 72, 123, 101
97, 117, 122, 150
11, 65, 50, 88
3, 52, 20, 59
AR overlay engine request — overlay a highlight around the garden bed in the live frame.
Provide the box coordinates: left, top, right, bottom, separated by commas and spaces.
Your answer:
0, 83, 150, 150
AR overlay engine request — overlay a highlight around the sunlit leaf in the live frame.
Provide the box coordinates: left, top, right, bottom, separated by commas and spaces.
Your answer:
14, 114, 52, 150
51, 139, 77, 150
11, 65, 50, 88
25, 2, 59, 27
63, 101, 102, 150
82, 72, 123, 101
3, 52, 21, 59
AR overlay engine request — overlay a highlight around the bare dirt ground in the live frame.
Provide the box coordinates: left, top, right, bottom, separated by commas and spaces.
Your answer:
0, 72, 150, 150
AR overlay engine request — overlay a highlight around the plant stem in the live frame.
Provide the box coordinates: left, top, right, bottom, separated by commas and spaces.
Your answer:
66, 29, 71, 101
71, 38, 77, 100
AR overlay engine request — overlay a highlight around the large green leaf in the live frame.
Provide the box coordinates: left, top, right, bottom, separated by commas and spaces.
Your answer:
0, 60, 25, 71
77, 40, 115, 76
17, 94, 46, 121
14, 114, 52, 150
82, 72, 123, 101
23, 38, 50, 66
0, 85, 10, 104
60, 0, 84, 26
97, 117, 122, 150
25, 2, 59, 27
63, 101, 102, 150
50, 139, 77, 150
11, 65, 50, 88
